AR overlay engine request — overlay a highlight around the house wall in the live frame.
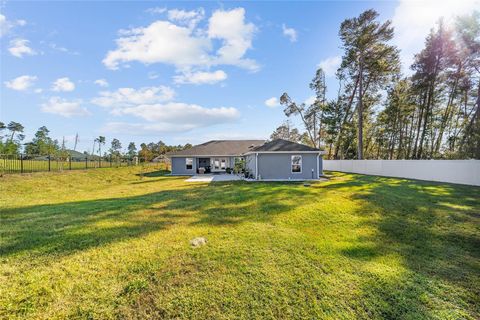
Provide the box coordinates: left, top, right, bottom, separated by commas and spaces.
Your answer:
171, 157, 196, 175
256, 153, 321, 180
323, 159, 480, 186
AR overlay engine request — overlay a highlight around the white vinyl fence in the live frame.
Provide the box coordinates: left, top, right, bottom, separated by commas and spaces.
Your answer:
323, 160, 480, 186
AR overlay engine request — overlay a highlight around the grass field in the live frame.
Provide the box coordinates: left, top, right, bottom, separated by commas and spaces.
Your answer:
0, 167, 479, 319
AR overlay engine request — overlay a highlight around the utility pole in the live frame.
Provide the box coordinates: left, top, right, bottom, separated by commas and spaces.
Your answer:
73, 133, 79, 151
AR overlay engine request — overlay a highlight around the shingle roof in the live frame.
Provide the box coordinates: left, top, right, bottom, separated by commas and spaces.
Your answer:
249, 139, 320, 152
166, 140, 266, 156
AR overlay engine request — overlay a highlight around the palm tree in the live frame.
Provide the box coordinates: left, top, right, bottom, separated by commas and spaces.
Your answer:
97, 136, 106, 157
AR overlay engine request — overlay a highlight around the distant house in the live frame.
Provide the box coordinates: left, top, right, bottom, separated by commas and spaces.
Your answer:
166, 139, 325, 180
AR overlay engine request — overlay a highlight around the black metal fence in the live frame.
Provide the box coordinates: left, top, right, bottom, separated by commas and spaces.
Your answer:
0, 154, 169, 174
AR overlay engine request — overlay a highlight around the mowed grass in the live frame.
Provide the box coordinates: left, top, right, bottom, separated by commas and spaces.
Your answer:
0, 167, 479, 319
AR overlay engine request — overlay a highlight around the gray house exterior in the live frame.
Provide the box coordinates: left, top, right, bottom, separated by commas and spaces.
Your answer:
167, 139, 324, 181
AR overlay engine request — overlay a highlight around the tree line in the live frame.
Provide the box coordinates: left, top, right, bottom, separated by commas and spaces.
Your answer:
0, 121, 191, 160
272, 9, 479, 160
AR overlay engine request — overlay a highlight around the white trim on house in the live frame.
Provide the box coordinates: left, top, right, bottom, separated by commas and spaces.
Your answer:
316, 154, 320, 179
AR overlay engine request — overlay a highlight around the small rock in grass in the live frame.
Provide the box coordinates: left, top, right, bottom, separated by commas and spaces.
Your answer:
303, 183, 311, 187
190, 237, 207, 247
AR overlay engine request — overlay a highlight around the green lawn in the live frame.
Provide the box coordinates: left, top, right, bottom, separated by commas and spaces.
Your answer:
1, 167, 479, 319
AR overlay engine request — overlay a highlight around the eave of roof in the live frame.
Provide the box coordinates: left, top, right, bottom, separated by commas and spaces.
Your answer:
165, 140, 266, 157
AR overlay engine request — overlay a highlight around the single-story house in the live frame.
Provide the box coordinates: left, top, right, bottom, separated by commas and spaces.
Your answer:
166, 139, 325, 180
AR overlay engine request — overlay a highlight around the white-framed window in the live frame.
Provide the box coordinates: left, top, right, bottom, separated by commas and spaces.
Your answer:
221, 159, 226, 169
291, 155, 302, 173
186, 158, 193, 170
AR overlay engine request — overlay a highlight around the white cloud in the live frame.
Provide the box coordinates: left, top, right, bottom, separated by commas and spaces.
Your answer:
94, 84, 239, 133
102, 103, 239, 133
103, 8, 258, 72
34, 88, 43, 94
282, 24, 297, 42
167, 8, 205, 29
4, 75, 37, 91
49, 43, 79, 55
121, 103, 238, 123
92, 85, 175, 110
265, 97, 280, 108
174, 69, 227, 85
51, 77, 75, 92
0, 14, 9, 37
208, 8, 258, 71
304, 95, 316, 105
94, 79, 109, 87
41, 97, 90, 117
103, 20, 210, 70
8, 38, 36, 58
392, 0, 480, 71
146, 7, 167, 14
318, 55, 341, 77
0, 14, 26, 37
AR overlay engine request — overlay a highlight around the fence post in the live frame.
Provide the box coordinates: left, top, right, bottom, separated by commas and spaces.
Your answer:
69, 156, 72, 170
48, 155, 51, 171
99, 157, 101, 168
110, 155, 112, 167
85, 157, 88, 169
20, 154, 24, 174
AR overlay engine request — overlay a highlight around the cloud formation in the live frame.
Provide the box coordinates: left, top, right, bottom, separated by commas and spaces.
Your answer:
4, 75, 37, 91
8, 38, 36, 58
41, 97, 90, 117
92, 85, 175, 110
103, 8, 258, 73
318, 56, 341, 77
52, 77, 75, 92
173, 70, 227, 85
282, 24, 297, 42
0, 14, 26, 37
265, 97, 280, 108
93, 84, 240, 133
94, 79, 109, 87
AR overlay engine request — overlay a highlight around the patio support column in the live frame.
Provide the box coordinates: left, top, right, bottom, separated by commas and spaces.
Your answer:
255, 153, 258, 180
317, 153, 320, 179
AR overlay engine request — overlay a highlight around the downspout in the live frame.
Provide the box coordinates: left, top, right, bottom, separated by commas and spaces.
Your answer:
255, 153, 258, 180
316, 153, 320, 179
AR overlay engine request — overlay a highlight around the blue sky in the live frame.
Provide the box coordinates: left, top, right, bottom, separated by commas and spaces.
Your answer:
1, 0, 477, 153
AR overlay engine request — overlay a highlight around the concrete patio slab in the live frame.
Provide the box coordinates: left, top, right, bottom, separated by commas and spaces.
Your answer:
185, 174, 243, 182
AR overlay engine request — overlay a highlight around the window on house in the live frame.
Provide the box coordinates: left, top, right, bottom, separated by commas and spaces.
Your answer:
186, 158, 193, 170
291, 155, 302, 173
221, 159, 226, 169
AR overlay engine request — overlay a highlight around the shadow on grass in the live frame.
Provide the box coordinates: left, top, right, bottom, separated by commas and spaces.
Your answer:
0, 180, 314, 259
136, 170, 171, 178
331, 173, 480, 318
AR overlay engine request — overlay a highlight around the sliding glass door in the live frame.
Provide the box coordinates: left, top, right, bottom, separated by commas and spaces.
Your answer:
212, 158, 227, 171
